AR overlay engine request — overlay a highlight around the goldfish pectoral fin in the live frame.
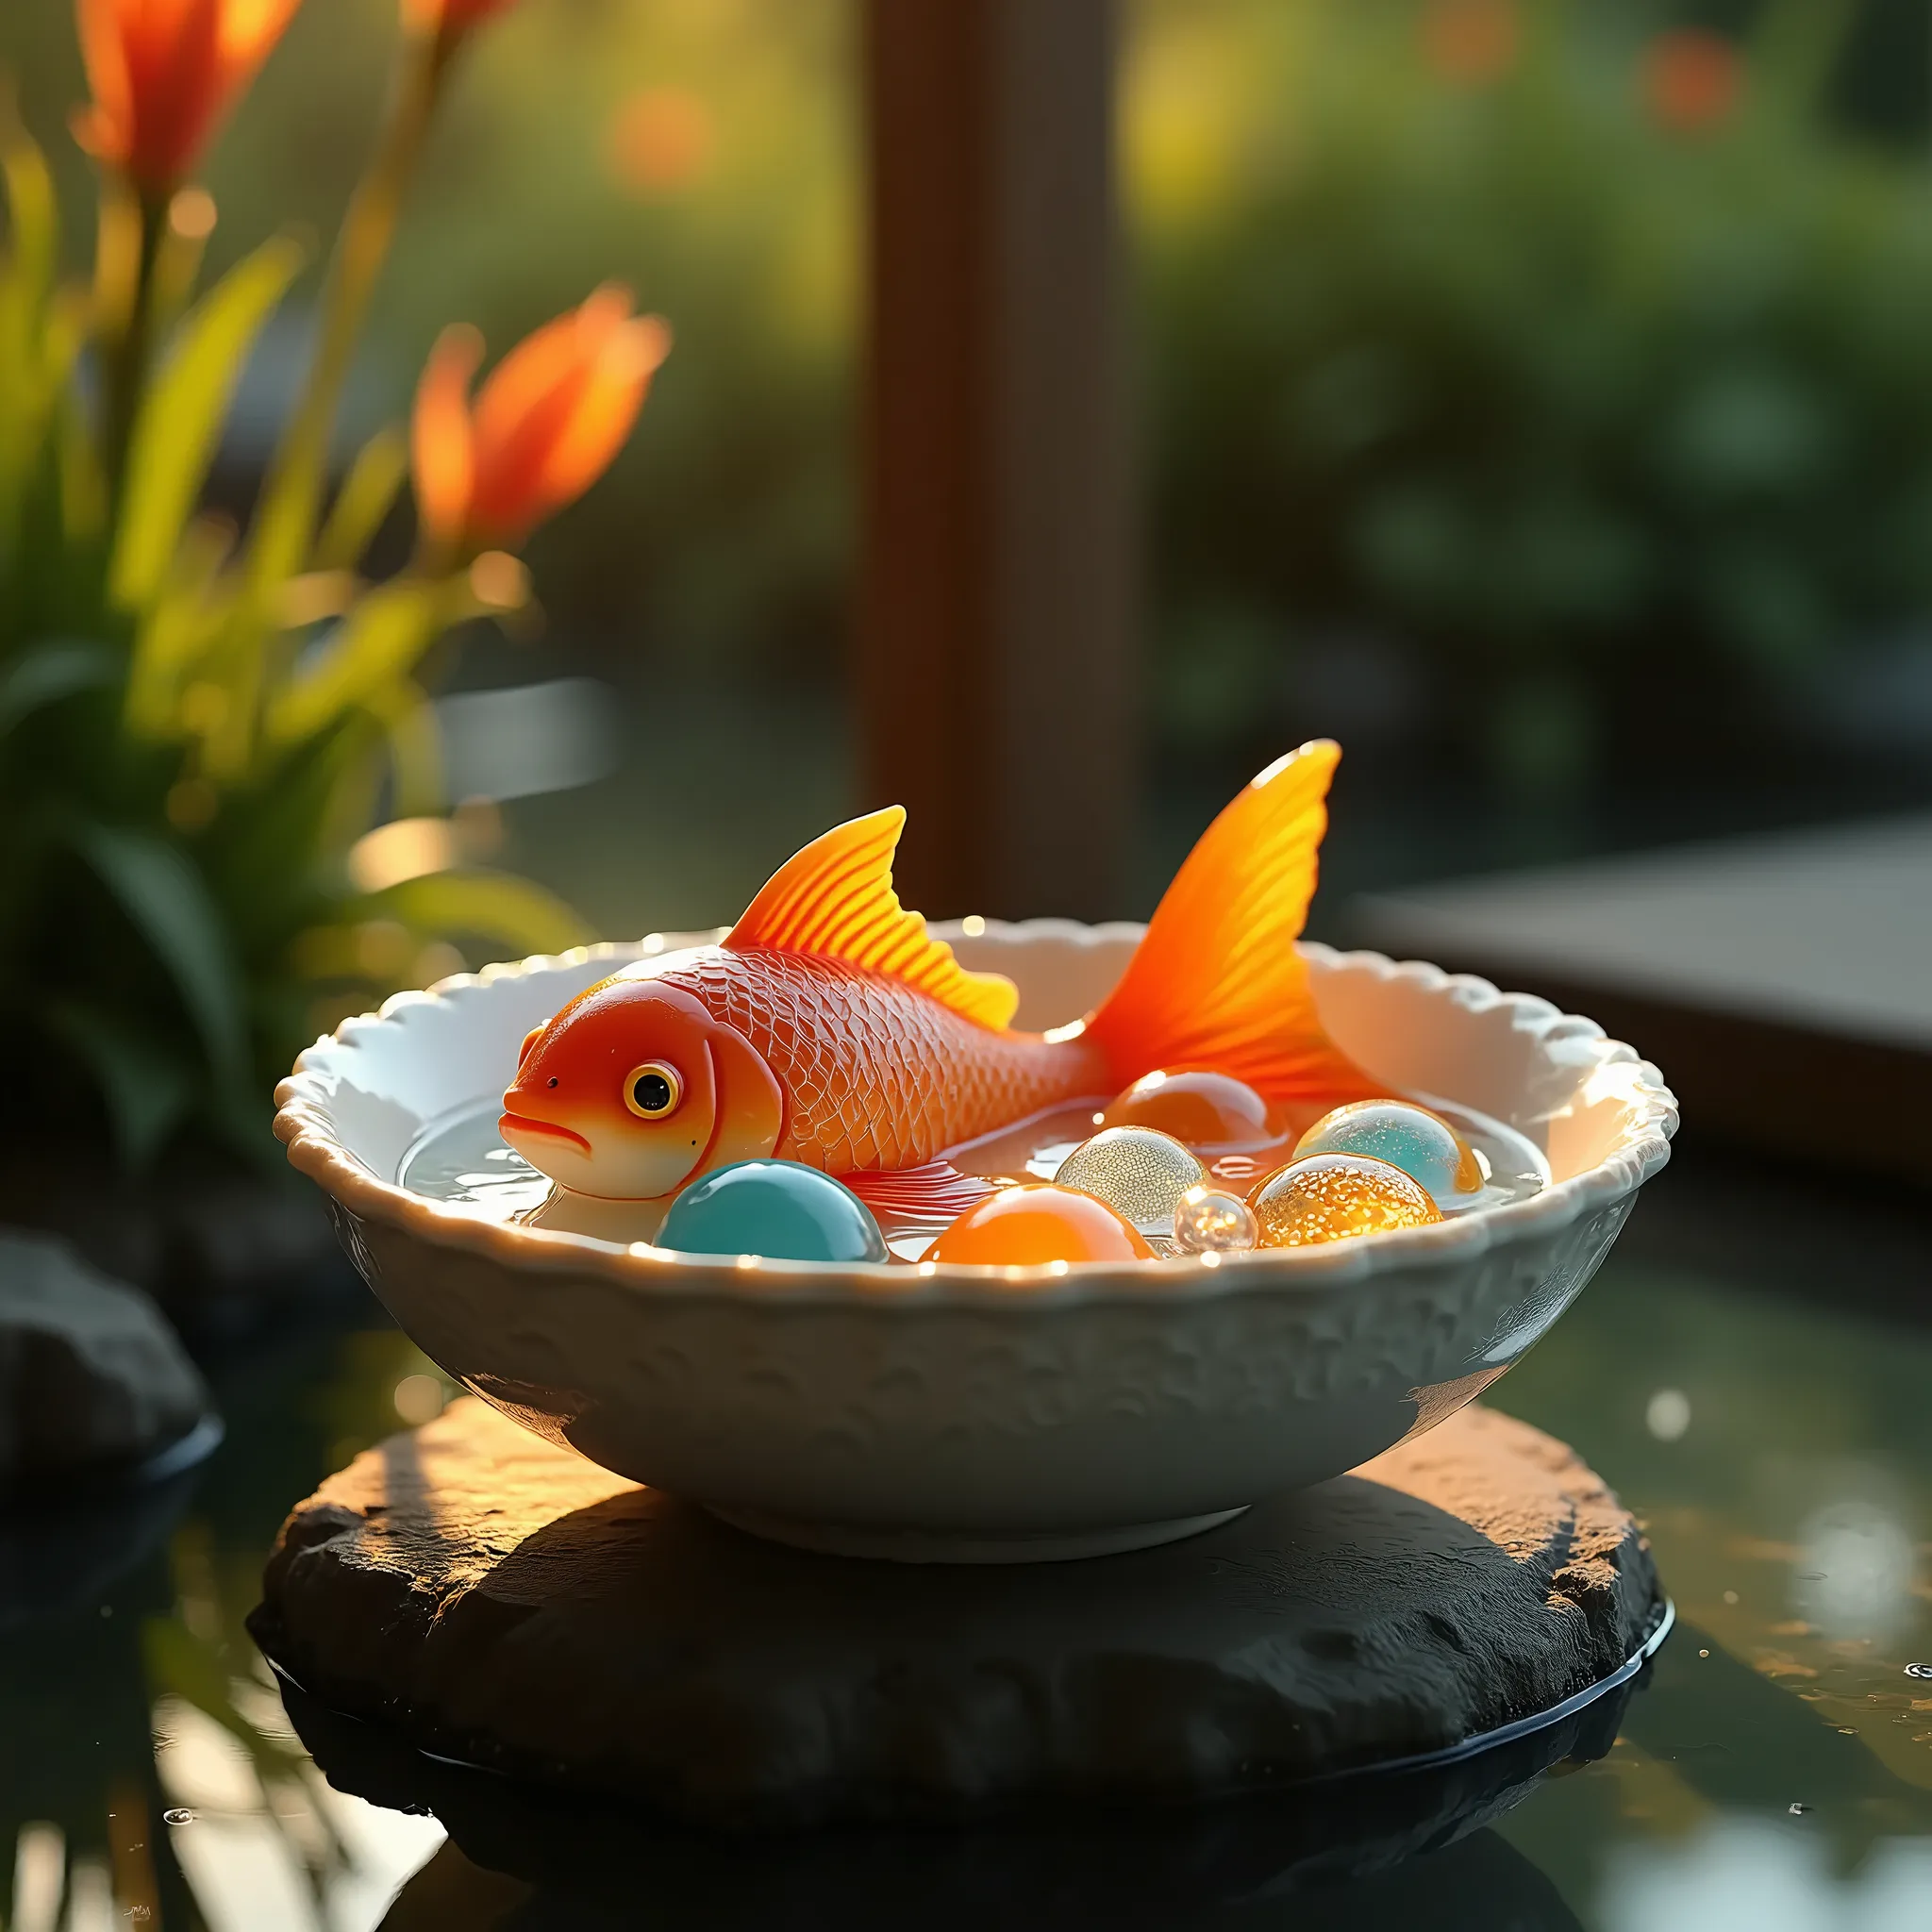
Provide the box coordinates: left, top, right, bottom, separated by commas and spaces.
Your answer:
843, 1161, 997, 1225
1082, 740, 1380, 1104
724, 807, 1019, 1031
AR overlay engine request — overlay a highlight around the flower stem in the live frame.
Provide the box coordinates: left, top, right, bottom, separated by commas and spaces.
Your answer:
220, 22, 455, 783
246, 24, 451, 596
101, 185, 168, 507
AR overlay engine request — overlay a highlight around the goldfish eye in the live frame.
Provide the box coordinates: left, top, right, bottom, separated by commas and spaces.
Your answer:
624, 1060, 683, 1120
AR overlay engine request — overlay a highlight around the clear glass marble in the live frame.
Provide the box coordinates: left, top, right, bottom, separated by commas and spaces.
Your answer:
1173, 1185, 1259, 1254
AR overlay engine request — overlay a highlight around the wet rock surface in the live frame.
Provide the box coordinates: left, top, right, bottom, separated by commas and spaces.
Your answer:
0, 1230, 210, 1487
254, 1396, 1663, 1823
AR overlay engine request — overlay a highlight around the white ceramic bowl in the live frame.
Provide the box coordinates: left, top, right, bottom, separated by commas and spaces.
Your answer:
275, 923, 1675, 1562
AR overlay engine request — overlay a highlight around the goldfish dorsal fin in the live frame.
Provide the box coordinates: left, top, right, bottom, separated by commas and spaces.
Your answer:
724, 808, 1020, 1031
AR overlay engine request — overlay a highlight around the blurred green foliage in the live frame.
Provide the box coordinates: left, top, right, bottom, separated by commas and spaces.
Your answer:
0, 8, 634, 1168
0, 0, 856, 673
1130, 0, 1932, 778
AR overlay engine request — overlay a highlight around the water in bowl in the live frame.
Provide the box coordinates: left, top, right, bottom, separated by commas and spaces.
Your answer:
398, 1094, 1546, 1256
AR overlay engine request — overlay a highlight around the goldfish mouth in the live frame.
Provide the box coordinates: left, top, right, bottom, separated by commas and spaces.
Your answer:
499, 1110, 591, 1155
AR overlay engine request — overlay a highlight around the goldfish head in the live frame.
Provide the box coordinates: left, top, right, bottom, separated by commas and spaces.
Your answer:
501, 976, 786, 1201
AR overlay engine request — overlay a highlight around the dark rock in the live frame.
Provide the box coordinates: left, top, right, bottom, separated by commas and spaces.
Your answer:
254, 1398, 1664, 1824
0, 1135, 349, 1339
0, 1230, 210, 1486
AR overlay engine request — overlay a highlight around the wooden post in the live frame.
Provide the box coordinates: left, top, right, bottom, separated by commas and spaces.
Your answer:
858, 0, 1133, 923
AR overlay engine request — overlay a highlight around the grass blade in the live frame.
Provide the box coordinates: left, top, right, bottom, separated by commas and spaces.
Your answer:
109, 236, 304, 612
313, 425, 408, 574
264, 575, 452, 748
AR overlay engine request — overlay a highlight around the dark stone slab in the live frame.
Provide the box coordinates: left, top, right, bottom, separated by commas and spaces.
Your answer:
251, 1396, 1664, 1826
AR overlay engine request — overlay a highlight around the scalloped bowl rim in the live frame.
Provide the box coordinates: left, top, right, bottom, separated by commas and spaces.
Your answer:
274, 926, 1678, 1306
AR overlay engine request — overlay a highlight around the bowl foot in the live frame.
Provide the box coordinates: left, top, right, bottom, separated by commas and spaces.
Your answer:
699, 1503, 1251, 1564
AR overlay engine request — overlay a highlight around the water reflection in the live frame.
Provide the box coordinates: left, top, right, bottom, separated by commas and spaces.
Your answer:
274, 1654, 1635, 1924
1602, 1820, 1932, 1931
376, 1824, 1585, 1929
1794, 1496, 1918, 1646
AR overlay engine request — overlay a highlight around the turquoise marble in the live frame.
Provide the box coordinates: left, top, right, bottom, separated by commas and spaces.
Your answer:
1294, 1102, 1467, 1204
658, 1159, 888, 1263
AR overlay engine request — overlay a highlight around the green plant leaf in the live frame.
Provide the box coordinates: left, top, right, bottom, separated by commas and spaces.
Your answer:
313, 425, 408, 574
0, 119, 61, 551
363, 677, 444, 818
264, 575, 454, 748
68, 820, 249, 1087
47, 1001, 193, 1168
0, 637, 117, 737
109, 235, 304, 612
0, 119, 57, 315
123, 513, 235, 738
364, 868, 590, 958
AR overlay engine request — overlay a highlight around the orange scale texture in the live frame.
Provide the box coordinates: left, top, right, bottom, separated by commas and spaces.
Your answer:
926, 1185, 1154, 1266
1248, 1154, 1441, 1249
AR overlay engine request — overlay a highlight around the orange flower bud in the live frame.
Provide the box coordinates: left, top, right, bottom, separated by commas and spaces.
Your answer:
1641, 29, 1742, 134
74, 0, 301, 195
410, 286, 672, 555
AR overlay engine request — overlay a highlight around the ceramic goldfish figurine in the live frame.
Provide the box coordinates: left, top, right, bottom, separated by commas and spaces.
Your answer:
502, 739, 1378, 1237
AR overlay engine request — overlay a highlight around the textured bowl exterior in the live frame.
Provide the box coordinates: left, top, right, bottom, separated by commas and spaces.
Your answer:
275, 924, 1676, 1542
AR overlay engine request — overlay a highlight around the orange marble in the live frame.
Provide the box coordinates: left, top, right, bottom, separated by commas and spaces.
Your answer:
1100, 1068, 1281, 1150
926, 1184, 1155, 1266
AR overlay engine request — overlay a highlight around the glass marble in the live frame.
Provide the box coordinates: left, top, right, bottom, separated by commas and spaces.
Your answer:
657, 1159, 888, 1263
1173, 1185, 1259, 1255
1249, 1153, 1442, 1249
926, 1184, 1155, 1266
1293, 1100, 1481, 1202
1100, 1068, 1278, 1150
1053, 1126, 1207, 1232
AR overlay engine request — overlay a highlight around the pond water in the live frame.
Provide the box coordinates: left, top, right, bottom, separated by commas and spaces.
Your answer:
4, 1146, 1929, 1928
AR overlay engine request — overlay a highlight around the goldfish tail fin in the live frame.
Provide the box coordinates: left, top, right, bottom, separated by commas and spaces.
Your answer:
1081, 741, 1379, 1104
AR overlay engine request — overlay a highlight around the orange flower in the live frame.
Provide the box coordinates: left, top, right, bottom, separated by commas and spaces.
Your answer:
74, 0, 301, 194
1642, 29, 1742, 134
1421, 0, 1520, 87
411, 286, 672, 555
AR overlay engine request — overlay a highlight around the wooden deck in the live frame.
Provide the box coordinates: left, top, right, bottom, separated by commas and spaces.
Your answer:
1351, 815, 1932, 1181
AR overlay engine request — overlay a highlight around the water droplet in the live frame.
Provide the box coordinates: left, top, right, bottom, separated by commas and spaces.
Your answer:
1723, 1590, 1739, 1606
1789, 1802, 1810, 1816
163, 1808, 194, 1826
1698, 1648, 1710, 1658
